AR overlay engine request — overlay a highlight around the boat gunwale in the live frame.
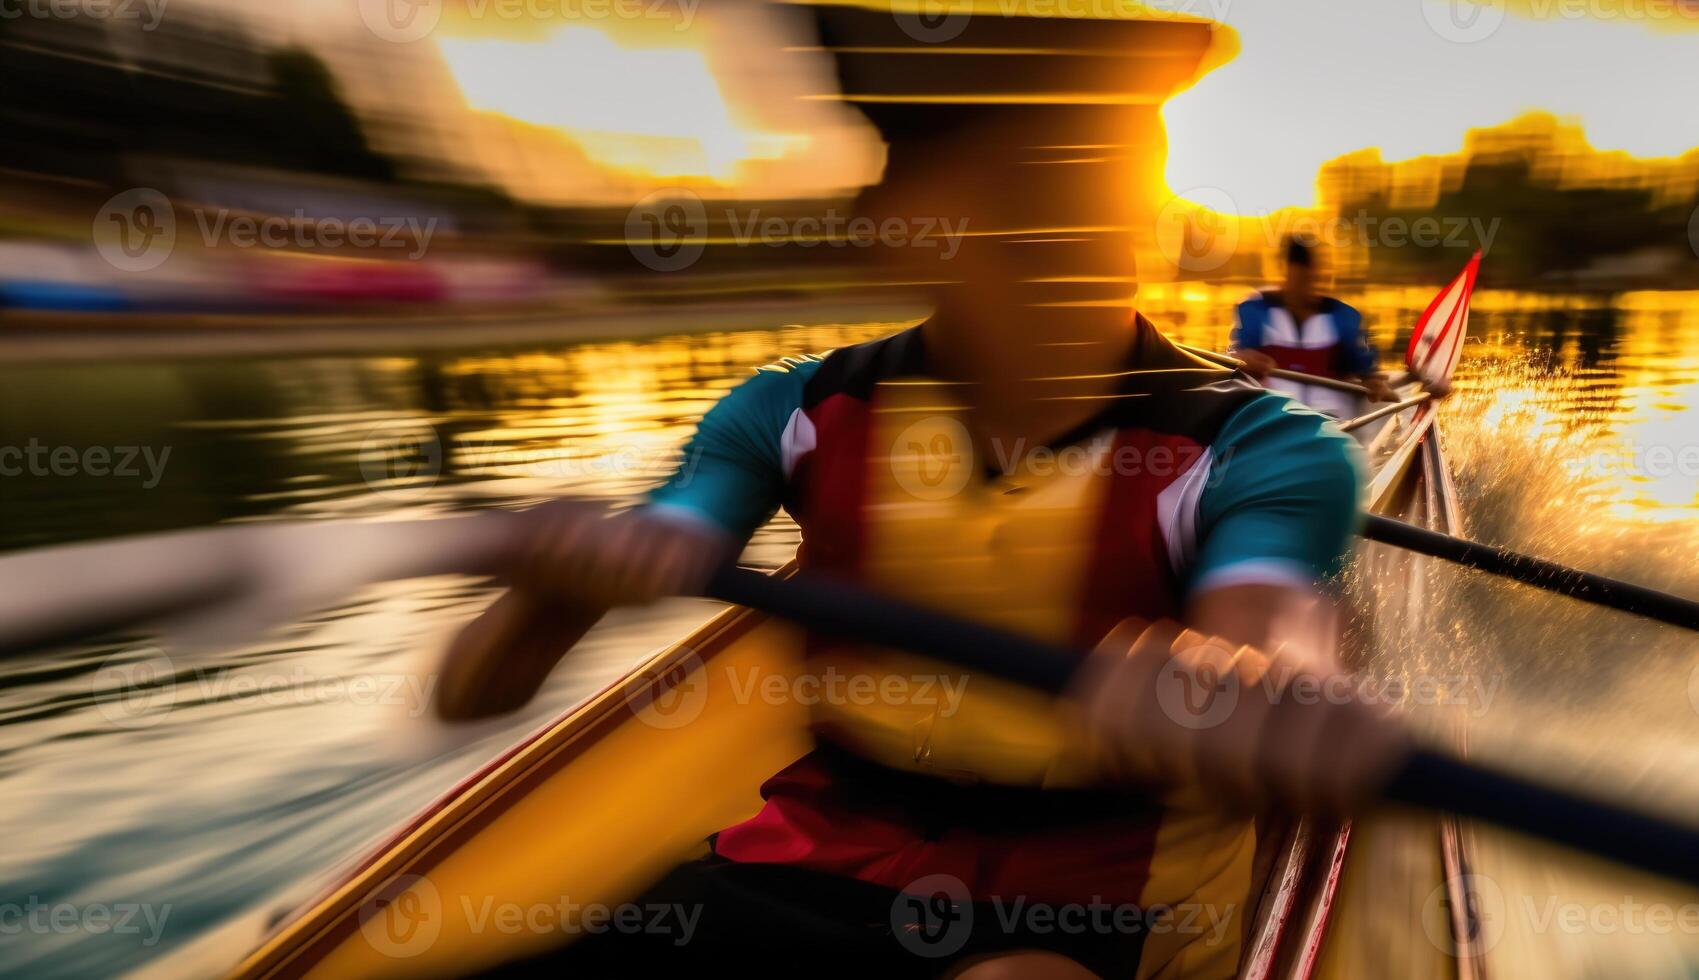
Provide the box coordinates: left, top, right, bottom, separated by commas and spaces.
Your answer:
228, 585, 787, 979
1244, 389, 1440, 979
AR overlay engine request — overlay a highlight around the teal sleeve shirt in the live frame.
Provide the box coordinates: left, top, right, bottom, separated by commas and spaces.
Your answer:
648, 359, 821, 540
1188, 393, 1365, 595
650, 365, 1362, 597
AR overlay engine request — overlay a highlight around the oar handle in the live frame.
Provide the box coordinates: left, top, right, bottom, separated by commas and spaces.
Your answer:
703, 564, 1699, 889
1361, 514, 1699, 632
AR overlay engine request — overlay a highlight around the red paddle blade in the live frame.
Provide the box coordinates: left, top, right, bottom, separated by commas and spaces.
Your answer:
1406, 251, 1481, 388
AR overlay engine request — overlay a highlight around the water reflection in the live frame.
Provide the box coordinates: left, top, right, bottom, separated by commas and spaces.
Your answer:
2, 293, 1699, 977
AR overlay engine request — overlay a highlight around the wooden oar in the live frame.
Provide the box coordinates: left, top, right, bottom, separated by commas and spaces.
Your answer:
704, 564, 1699, 889
1338, 393, 1432, 433
1177, 342, 1374, 396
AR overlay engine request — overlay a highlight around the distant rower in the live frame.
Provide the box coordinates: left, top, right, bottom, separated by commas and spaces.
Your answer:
1231, 237, 1396, 416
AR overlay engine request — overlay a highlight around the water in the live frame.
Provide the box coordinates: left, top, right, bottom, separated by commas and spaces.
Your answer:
2, 289, 1699, 977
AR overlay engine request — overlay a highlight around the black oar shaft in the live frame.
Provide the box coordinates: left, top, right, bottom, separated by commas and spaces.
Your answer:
1361, 514, 1699, 631
1385, 749, 1699, 885
705, 565, 1076, 693
703, 564, 1699, 889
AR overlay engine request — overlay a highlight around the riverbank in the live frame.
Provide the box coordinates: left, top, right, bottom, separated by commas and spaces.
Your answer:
0, 294, 928, 364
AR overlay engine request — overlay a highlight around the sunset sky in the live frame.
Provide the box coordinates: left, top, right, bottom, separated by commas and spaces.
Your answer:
1163, 0, 1699, 213
291, 0, 1699, 208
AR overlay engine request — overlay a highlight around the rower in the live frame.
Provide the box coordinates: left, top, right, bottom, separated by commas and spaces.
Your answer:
1231, 237, 1397, 417
447, 6, 1404, 978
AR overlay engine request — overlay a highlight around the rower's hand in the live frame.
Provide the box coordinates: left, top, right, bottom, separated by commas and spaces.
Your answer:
1424, 378, 1454, 400
436, 502, 735, 722
1069, 618, 1412, 815
508, 499, 735, 608
1235, 349, 1277, 380
1364, 374, 1399, 403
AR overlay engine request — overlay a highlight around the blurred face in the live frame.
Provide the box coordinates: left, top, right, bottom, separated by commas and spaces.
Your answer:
1283, 259, 1316, 307
862, 126, 1141, 386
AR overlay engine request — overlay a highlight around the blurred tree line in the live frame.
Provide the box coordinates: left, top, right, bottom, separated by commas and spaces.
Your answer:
0, 14, 396, 186
1343, 155, 1698, 288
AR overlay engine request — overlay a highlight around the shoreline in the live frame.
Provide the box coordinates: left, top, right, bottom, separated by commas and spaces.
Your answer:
0, 296, 929, 364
